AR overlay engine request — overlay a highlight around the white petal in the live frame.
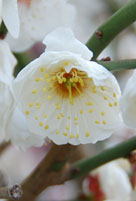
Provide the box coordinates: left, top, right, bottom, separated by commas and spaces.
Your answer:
43, 27, 93, 60
120, 70, 136, 128
6, 0, 75, 52
0, 40, 17, 83
6, 107, 45, 149
98, 162, 132, 200
0, 81, 14, 141
2, 0, 20, 38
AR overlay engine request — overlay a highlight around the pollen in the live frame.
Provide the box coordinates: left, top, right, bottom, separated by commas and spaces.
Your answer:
32, 89, 37, 94
36, 103, 40, 109
56, 130, 59, 134
69, 134, 74, 139
109, 103, 112, 107
104, 96, 108, 100
29, 102, 33, 107
64, 61, 69, 65
100, 86, 105, 91
45, 73, 49, 79
39, 122, 43, 127
66, 125, 70, 130
43, 114, 47, 118
44, 125, 49, 129
101, 112, 105, 116
86, 101, 93, 106
60, 113, 64, 117
113, 93, 117, 98
114, 102, 118, 106
40, 67, 44, 72
35, 116, 38, 120
39, 77, 44, 82
89, 109, 93, 113
25, 110, 30, 115
76, 134, 79, 138
63, 132, 68, 136
102, 120, 107, 125
48, 95, 52, 100
68, 116, 71, 120
74, 122, 78, 125
80, 110, 83, 114
35, 78, 40, 82
95, 120, 100, 124
56, 103, 60, 110
74, 117, 78, 121
86, 131, 90, 137
43, 87, 47, 92
57, 115, 61, 119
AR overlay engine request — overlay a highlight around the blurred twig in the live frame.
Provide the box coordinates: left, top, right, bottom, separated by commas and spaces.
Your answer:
70, 137, 136, 179
86, 0, 136, 60
0, 141, 10, 155
97, 59, 136, 71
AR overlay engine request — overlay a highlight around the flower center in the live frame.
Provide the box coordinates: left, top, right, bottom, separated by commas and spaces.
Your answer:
55, 69, 87, 105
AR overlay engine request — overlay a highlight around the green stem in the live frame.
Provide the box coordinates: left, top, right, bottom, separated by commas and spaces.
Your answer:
70, 137, 136, 179
97, 59, 136, 71
86, 0, 136, 60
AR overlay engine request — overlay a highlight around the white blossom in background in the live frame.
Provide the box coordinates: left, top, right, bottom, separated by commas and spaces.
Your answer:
0, 0, 19, 38
120, 70, 136, 129
98, 161, 132, 201
0, 40, 16, 141
83, 160, 132, 201
13, 27, 121, 146
5, 0, 75, 52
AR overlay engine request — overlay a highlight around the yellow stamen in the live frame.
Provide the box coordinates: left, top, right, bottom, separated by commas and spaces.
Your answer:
101, 112, 105, 116
63, 132, 68, 136
76, 134, 79, 138
32, 89, 37, 94
86, 131, 90, 137
44, 125, 49, 129
40, 67, 44, 72
56, 130, 59, 134
89, 109, 93, 113
35, 116, 38, 120
114, 102, 118, 106
80, 110, 83, 114
35, 78, 39, 82
40, 122, 43, 127
29, 102, 33, 107
66, 125, 70, 130
109, 103, 112, 107
104, 96, 108, 100
25, 110, 30, 115
43, 114, 47, 118
102, 120, 107, 125
69, 134, 74, 139
95, 120, 100, 124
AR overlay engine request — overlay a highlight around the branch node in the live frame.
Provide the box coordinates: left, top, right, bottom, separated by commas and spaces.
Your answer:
8, 184, 23, 200
95, 30, 103, 39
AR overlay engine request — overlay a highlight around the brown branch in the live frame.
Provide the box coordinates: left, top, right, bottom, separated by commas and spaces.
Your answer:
11, 143, 84, 201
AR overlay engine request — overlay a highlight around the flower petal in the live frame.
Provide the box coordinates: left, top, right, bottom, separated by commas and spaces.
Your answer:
43, 27, 93, 60
2, 0, 20, 38
120, 70, 136, 128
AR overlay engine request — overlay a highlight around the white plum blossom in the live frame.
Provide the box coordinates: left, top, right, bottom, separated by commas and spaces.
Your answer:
0, 0, 19, 38
5, 0, 75, 52
13, 27, 121, 145
0, 40, 16, 141
83, 160, 132, 201
98, 161, 132, 201
120, 70, 136, 129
